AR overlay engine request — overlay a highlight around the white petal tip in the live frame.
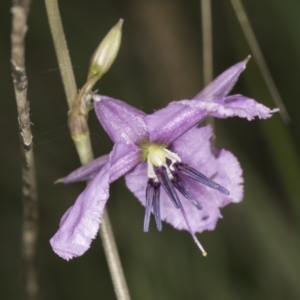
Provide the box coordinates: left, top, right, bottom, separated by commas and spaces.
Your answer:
54, 178, 64, 184
93, 95, 102, 102
244, 55, 251, 64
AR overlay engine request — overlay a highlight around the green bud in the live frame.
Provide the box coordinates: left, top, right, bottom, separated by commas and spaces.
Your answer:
88, 19, 123, 82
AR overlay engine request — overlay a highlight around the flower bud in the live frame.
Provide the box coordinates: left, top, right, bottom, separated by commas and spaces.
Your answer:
88, 19, 123, 81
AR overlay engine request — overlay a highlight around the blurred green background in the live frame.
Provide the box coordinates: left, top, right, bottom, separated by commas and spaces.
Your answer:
1, 0, 300, 299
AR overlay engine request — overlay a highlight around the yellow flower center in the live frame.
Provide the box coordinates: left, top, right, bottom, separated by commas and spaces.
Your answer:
147, 144, 167, 166
140, 142, 167, 166
140, 142, 182, 181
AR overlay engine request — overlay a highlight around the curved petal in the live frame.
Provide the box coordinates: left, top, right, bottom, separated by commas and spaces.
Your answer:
62, 154, 109, 184
50, 161, 110, 260
125, 125, 243, 233
179, 95, 279, 120
93, 95, 148, 144
193, 57, 249, 100
145, 92, 277, 146
145, 103, 207, 145
171, 125, 243, 207
50, 143, 141, 260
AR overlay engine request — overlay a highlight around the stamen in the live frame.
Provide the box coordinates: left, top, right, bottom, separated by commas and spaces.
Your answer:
177, 197, 207, 256
155, 167, 180, 209
163, 148, 182, 171
172, 175, 202, 210
147, 158, 158, 182
144, 180, 155, 232
152, 184, 162, 231
175, 163, 230, 195
162, 162, 174, 180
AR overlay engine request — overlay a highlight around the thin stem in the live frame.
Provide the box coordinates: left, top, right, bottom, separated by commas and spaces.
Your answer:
230, 0, 290, 123
44, 1, 131, 299
99, 211, 131, 300
200, 0, 214, 127
201, 0, 213, 87
11, 1, 40, 300
44, 0, 77, 108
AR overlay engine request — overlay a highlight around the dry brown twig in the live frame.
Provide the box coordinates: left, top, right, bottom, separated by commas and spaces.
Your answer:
11, 0, 40, 300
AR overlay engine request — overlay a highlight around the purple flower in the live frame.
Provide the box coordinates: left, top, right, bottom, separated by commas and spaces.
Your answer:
50, 58, 278, 260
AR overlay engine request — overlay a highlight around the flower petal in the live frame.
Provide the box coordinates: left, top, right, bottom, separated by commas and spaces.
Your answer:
50, 162, 110, 260
145, 103, 207, 145
62, 154, 109, 183
50, 143, 141, 260
145, 59, 277, 145
179, 95, 279, 120
93, 95, 148, 144
125, 125, 243, 233
109, 143, 142, 182
193, 57, 249, 99
171, 125, 243, 207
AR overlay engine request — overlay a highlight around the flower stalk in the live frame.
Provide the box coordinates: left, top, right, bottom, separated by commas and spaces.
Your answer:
44, 0, 77, 109
200, 0, 213, 87
68, 75, 97, 165
44, 1, 131, 299
200, 0, 214, 128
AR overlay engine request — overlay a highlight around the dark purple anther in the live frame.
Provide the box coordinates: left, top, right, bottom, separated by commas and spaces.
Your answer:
172, 175, 202, 210
155, 167, 180, 209
144, 180, 155, 232
152, 184, 162, 231
175, 163, 230, 196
